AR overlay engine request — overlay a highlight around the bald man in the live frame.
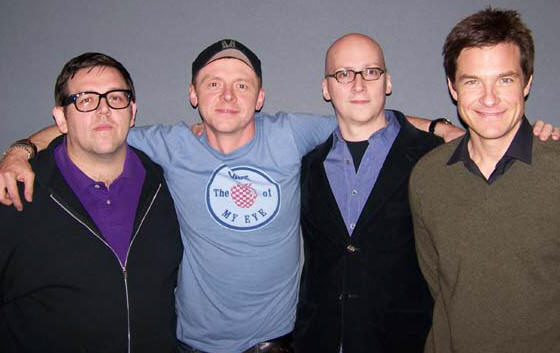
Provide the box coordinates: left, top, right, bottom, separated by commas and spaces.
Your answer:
294, 33, 439, 353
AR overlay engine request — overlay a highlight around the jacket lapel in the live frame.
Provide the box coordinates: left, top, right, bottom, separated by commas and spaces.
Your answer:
352, 112, 426, 235
312, 137, 351, 239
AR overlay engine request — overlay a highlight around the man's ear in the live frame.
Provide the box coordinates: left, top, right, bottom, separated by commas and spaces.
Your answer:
523, 75, 533, 97
322, 78, 331, 101
255, 88, 266, 111
52, 106, 68, 134
189, 83, 198, 108
447, 77, 458, 101
129, 101, 137, 128
385, 72, 392, 95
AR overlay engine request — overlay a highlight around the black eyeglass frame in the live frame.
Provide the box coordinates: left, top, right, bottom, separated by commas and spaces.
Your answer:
325, 67, 386, 84
62, 89, 135, 112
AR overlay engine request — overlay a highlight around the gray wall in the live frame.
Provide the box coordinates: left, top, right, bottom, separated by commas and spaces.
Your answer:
2, 0, 559, 150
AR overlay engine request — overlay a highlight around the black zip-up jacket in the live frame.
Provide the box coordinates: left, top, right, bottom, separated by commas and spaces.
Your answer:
0, 136, 183, 353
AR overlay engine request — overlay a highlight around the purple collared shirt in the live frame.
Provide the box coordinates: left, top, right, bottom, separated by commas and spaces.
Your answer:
324, 110, 400, 235
55, 139, 146, 266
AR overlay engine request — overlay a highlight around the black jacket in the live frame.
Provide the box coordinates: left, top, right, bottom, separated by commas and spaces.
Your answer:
0, 136, 183, 353
294, 111, 442, 353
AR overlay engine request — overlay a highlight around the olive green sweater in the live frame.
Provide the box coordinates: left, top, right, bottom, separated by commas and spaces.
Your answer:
409, 137, 560, 353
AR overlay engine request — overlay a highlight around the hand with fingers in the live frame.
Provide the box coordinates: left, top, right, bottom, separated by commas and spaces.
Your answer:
533, 120, 560, 141
0, 148, 35, 211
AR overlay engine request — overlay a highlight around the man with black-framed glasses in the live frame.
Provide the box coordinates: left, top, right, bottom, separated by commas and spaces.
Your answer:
62, 89, 134, 112
295, 33, 440, 353
0, 52, 182, 353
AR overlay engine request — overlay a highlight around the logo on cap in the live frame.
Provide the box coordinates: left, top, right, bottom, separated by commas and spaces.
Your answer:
206, 164, 281, 231
221, 40, 237, 49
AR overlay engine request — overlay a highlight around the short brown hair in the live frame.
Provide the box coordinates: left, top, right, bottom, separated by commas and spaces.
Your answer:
443, 7, 534, 84
54, 52, 135, 106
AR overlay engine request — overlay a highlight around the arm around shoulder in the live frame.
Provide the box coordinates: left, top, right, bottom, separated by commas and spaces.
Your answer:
406, 115, 465, 142
0, 125, 59, 210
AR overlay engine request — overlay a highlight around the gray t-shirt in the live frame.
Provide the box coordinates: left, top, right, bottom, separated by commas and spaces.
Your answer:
127, 111, 336, 353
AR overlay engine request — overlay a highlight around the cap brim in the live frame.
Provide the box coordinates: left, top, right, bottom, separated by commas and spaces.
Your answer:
206, 49, 254, 70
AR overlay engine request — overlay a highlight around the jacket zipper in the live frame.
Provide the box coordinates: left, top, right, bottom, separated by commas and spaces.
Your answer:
50, 183, 162, 353
122, 183, 161, 353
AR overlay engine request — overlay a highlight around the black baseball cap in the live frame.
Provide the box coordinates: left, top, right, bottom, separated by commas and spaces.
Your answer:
191, 39, 262, 82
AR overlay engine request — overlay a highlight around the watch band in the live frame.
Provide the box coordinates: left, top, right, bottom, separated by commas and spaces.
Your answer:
4, 138, 38, 160
429, 118, 452, 134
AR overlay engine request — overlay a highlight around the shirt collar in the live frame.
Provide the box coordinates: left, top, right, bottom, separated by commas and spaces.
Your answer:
54, 137, 138, 193
447, 116, 533, 166
332, 109, 398, 145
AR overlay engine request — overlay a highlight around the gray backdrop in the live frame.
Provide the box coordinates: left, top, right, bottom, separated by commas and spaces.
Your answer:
2, 0, 559, 150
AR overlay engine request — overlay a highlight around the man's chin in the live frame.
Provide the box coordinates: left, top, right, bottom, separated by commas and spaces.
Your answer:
91, 143, 126, 157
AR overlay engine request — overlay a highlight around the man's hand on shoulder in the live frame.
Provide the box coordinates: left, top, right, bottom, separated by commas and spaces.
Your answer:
533, 120, 560, 141
0, 148, 35, 211
190, 122, 205, 137
0, 125, 61, 211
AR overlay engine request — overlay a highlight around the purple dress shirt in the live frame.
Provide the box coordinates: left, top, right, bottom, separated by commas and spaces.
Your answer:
324, 110, 400, 235
54, 140, 146, 266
